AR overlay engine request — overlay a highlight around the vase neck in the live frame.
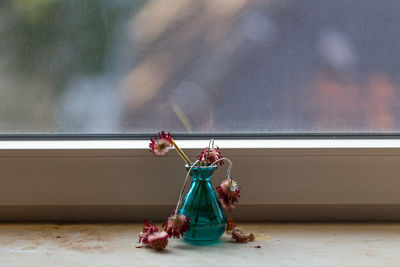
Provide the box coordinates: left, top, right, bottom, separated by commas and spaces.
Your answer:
185, 165, 217, 181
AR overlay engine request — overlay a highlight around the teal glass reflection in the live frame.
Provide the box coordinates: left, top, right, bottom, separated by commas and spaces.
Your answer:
179, 165, 227, 245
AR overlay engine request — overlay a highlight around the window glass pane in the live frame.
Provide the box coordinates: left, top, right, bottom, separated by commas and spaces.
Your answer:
1, 0, 399, 134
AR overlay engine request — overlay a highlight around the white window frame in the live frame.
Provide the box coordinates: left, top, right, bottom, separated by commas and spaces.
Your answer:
1, 139, 400, 221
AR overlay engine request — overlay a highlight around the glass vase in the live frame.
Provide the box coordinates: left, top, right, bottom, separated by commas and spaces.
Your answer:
179, 164, 227, 245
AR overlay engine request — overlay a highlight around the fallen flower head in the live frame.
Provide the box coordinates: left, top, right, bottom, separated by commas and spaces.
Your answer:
138, 219, 159, 245
216, 178, 240, 213
149, 131, 173, 156
163, 212, 191, 238
232, 227, 255, 243
148, 231, 169, 250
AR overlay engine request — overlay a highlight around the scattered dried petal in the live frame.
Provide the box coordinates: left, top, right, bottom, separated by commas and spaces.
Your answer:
232, 227, 255, 243
149, 131, 173, 156
163, 212, 191, 238
148, 231, 169, 250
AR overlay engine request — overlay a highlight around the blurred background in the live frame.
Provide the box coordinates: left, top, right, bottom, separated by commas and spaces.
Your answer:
0, 0, 399, 134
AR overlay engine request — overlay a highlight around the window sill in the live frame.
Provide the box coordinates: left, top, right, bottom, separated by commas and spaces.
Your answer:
1, 222, 399, 266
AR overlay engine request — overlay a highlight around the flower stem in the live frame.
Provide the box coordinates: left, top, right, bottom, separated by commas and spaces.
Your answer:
174, 160, 200, 215
205, 147, 209, 167
211, 157, 233, 179
193, 182, 205, 234
171, 139, 191, 166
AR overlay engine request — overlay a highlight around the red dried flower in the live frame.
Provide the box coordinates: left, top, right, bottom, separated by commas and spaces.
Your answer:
148, 231, 169, 250
232, 227, 255, 243
216, 178, 240, 213
162, 212, 191, 238
138, 219, 159, 244
149, 131, 173, 156
198, 147, 224, 165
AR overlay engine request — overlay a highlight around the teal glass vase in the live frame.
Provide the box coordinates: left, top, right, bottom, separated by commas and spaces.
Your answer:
179, 165, 227, 245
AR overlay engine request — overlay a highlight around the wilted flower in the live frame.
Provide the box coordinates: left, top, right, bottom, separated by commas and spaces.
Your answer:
148, 231, 169, 250
232, 227, 255, 243
216, 178, 240, 213
198, 147, 224, 165
163, 212, 191, 238
149, 131, 173, 156
138, 219, 159, 245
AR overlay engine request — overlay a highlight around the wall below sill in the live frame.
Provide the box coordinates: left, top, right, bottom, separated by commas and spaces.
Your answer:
1, 204, 400, 222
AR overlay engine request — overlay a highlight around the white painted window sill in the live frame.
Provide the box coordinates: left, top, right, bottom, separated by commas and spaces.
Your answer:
0, 222, 398, 266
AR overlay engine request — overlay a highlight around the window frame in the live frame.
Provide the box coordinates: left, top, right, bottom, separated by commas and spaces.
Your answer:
1, 136, 400, 221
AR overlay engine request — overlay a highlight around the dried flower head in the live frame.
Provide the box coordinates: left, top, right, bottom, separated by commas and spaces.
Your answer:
163, 212, 191, 238
148, 231, 169, 250
149, 131, 173, 156
198, 147, 224, 166
216, 178, 240, 213
232, 227, 255, 243
138, 219, 159, 245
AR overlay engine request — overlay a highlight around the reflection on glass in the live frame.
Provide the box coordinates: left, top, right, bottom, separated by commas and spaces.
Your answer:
0, 0, 399, 134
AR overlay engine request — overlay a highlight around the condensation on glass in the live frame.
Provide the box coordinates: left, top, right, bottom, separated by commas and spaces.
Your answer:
0, 0, 399, 134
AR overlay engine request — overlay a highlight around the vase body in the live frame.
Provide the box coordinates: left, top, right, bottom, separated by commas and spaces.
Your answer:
179, 165, 227, 245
